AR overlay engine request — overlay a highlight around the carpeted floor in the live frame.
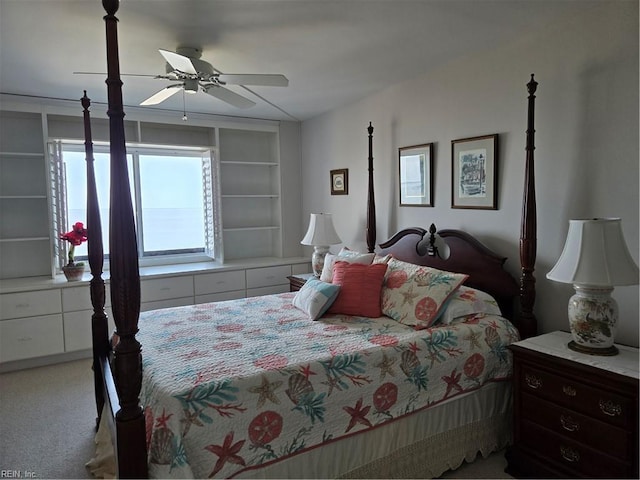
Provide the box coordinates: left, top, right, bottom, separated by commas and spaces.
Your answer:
0, 358, 512, 479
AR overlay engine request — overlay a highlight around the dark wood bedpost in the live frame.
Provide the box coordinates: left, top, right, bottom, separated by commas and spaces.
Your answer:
83, 92, 109, 428
102, 0, 147, 477
519, 74, 538, 339
366, 122, 376, 253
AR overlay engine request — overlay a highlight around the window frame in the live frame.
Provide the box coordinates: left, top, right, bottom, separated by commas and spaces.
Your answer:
51, 140, 218, 271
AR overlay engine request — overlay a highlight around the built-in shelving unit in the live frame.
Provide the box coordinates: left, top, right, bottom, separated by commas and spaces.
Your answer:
0, 111, 51, 280
219, 128, 282, 261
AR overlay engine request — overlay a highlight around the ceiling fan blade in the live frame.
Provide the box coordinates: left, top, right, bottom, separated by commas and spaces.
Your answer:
159, 49, 197, 75
217, 74, 289, 87
140, 85, 182, 106
203, 86, 256, 108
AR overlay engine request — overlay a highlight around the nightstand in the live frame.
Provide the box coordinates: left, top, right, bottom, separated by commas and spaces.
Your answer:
287, 273, 315, 292
505, 331, 639, 479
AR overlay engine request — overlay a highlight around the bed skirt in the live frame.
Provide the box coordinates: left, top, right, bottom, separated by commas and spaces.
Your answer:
88, 380, 511, 479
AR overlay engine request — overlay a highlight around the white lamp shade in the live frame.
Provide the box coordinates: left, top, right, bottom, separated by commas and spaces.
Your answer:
547, 218, 639, 286
301, 213, 341, 246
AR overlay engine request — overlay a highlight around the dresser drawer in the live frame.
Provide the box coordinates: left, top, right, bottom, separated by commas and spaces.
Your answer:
194, 270, 245, 295
63, 308, 115, 352
522, 392, 631, 460
0, 289, 61, 320
0, 314, 65, 362
246, 265, 291, 289
520, 363, 634, 428
141, 276, 194, 303
62, 284, 112, 311
521, 419, 630, 478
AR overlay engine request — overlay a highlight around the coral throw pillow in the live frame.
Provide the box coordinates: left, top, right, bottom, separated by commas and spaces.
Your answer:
381, 258, 468, 329
320, 250, 375, 282
327, 261, 388, 317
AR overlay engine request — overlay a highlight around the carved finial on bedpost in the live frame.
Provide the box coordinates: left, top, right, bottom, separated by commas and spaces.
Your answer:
520, 74, 538, 339
366, 122, 376, 253
427, 223, 438, 257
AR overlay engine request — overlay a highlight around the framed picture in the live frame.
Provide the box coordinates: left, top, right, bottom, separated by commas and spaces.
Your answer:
399, 143, 433, 207
330, 169, 348, 195
451, 134, 498, 209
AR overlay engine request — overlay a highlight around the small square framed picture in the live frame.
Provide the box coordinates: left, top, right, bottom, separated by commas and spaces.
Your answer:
451, 134, 498, 209
330, 169, 349, 195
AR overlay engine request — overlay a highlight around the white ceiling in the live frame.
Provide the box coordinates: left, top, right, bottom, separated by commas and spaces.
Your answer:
1, 0, 591, 122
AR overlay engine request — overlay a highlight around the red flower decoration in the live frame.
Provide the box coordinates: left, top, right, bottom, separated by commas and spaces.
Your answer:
60, 221, 88, 265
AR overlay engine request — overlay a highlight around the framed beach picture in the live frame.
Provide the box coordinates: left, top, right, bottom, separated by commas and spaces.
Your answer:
330, 169, 348, 195
451, 134, 498, 209
399, 143, 434, 206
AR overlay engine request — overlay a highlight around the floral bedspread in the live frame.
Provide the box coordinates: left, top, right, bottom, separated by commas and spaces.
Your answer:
138, 293, 520, 479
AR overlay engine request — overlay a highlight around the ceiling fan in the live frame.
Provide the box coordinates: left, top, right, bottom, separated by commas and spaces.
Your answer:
76, 47, 288, 109
140, 47, 288, 108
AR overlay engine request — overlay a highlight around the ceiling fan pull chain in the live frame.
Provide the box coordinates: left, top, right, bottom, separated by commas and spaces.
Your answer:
182, 89, 188, 121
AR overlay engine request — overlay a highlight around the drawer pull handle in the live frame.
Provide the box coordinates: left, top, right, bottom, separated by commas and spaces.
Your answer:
560, 414, 580, 432
599, 399, 622, 417
16, 303, 30, 308
560, 446, 580, 463
562, 385, 577, 397
525, 374, 542, 389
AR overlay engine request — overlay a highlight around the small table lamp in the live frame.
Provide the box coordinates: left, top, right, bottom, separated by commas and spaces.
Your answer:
301, 213, 341, 277
547, 218, 639, 355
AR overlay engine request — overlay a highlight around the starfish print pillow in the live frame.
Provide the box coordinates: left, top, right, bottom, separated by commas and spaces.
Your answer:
381, 258, 468, 329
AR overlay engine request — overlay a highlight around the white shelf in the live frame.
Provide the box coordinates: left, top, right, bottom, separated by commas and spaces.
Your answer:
0, 195, 47, 199
0, 152, 44, 157
0, 237, 50, 243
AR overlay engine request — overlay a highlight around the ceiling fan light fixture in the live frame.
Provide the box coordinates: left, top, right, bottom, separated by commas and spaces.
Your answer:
184, 79, 199, 94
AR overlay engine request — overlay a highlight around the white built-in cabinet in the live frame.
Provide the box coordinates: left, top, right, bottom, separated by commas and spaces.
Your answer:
0, 111, 51, 279
0, 260, 310, 369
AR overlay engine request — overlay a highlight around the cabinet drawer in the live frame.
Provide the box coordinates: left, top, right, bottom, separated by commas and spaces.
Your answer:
0, 289, 61, 320
63, 308, 115, 352
195, 270, 245, 295
195, 290, 245, 304
522, 392, 631, 460
141, 296, 193, 312
141, 276, 194, 303
0, 314, 64, 362
520, 363, 634, 428
247, 284, 289, 298
246, 265, 291, 288
62, 284, 112, 312
521, 419, 630, 478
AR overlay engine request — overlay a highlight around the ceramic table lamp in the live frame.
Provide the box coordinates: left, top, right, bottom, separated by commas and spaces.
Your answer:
547, 218, 639, 355
301, 213, 341, 277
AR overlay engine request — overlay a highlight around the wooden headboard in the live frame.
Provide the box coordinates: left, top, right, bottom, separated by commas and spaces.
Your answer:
377, 226, 520, 323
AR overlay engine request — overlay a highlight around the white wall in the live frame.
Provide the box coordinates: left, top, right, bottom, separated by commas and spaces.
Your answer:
300, 2, 639, 346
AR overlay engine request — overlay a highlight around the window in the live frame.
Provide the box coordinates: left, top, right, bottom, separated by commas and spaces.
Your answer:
50, 141, 215, 268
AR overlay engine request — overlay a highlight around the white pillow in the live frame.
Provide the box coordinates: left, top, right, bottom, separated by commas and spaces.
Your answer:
319, 248, 375, 282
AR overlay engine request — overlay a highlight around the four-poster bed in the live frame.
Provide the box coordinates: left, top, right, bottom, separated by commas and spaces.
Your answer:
87, 1, 538, 478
